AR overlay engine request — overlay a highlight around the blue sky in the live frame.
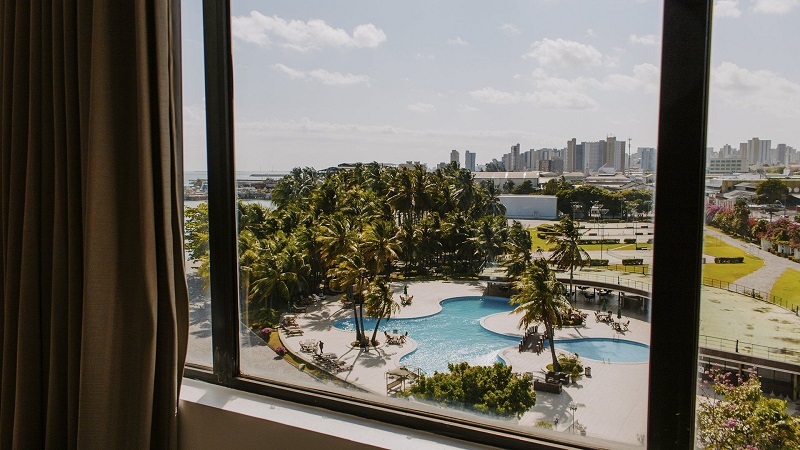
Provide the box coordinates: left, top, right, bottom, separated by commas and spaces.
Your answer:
181, 0, 800, 171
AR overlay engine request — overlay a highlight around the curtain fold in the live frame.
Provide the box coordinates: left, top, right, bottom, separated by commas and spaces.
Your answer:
1, 1, 189, 448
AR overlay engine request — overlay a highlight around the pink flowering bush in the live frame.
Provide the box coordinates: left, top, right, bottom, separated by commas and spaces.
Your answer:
259, 327, 272, 338
697, 368, 800, 449
274, 346, 286, 356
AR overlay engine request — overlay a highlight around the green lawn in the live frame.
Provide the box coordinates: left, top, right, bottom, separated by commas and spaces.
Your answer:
770, 268, 800, 311
528, 229, 652, 252
701, 235, 764, 283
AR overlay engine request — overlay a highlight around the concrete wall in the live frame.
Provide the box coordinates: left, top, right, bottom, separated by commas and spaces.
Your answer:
498, 195, 558, 220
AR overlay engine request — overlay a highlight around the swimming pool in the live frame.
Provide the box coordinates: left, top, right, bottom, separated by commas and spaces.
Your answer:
332, 296, 649, 374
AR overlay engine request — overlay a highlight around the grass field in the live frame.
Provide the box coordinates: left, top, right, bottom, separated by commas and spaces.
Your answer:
770, 268, 800, 311
528, 229, 653, 252
701, 235, 764, 283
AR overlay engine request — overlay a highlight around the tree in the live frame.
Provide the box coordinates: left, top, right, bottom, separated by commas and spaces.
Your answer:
697, 370, 800, 449
511, 180, 536, 195
755, 178, 789, 205
404, 362, 535, 418
503, 221, 533, 280
546, 217, 591, 301
364, 277, 400, 346
330, 252, 371, 345
733, 198, 751, 237
361, 220, 401, 276
510, 259, 571, 372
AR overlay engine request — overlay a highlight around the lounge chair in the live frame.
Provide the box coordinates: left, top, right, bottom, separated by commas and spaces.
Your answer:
622, 320, 630, 331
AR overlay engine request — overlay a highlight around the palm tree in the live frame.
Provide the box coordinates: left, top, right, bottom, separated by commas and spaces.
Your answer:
510, 258, 571, 372
362, 220, 401, 276
364, 277, 400, 346
317, 214, 358, 289
503, 221, 532, 280
546, 216, 591, 302
329, 252, 371, 345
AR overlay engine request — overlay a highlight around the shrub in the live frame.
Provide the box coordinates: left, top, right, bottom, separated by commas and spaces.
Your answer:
714, 257, 744, 264
589, 259, 609, 266
274, 346, 286, 356
622, 258, 643, 265
578, 238, 620, 245
259, 327, 272, 337
546, 353, 584, 379
403, 362, 535, 418
624, 238, 637, 244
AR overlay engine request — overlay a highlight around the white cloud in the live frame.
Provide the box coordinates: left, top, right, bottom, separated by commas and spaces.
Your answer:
712, 63, 800, 117
586, 29, 596, 37
500, 23, 521, 36
468, 86, 598, 110
629, 34, 659, 46
469, 87, 530, 104
751, 0, 800, 14
407, 102, 436, 112
457, 104, 480, 112
715, 0, 743, 17
447, 36, 469, 46
523, 38, 603, 67
231, 12, 386, 51
273, 64, 370, 86
414, 53, 435, 61
531, 63, 660, 94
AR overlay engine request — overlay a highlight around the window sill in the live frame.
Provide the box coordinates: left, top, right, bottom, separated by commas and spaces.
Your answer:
179, 378, 495, 449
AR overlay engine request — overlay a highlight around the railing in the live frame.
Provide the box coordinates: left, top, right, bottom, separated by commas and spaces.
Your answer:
565, 273, 652, 294
701, 277, 797, 313
605, 264, 649, 275
699, 334, 800, 365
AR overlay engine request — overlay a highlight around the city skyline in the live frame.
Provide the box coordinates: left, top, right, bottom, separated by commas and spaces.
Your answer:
181, 1, 800, 171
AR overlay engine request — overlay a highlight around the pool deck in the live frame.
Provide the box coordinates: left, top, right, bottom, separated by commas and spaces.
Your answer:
281, 280, 651, 445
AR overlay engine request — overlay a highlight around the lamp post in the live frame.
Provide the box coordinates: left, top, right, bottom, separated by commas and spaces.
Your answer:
591, 202, 609, 260
554, 414, 560, 431
568, 402, 578, 434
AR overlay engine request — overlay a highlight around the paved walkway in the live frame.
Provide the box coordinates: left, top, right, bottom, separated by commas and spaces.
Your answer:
704, 228, 798, 294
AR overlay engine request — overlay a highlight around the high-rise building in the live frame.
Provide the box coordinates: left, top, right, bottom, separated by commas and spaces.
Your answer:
510, 143, 521, 171
720, 144, 736, 158
639, 147, 656, 172
565, 138, 576, 172
745, 137, 771, 165
605, 136, 626, 172
464, 151, 476, 171
450, 149, 460, 166
777, 144, 788, 166
583, 141, 606, 173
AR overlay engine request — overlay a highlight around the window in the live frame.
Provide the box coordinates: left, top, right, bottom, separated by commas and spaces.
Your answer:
184, 1, 716, 448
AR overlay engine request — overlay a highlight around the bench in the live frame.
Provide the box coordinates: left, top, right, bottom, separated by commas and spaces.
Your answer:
534, 380, 562, 394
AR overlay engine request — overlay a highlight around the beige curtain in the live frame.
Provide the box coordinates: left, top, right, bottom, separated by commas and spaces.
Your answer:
1, 1, 189, 448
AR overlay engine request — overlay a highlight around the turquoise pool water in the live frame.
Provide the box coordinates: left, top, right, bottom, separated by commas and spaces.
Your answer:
332, 296, 649, 374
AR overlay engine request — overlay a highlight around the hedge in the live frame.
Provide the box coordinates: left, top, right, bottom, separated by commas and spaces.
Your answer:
589, 259, 609, 266
622, 258, 643, 265
578, 239, 620, 245
714, 257, 744, 264
624, 238, 636, 244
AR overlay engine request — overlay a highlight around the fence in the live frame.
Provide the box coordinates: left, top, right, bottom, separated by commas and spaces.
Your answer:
699, 334, 800, 365
701, 277, 797, 313
567, 273, 652, 294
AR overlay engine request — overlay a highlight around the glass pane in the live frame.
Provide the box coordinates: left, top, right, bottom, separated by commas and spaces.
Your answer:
182, 3, 213, 368
225, 1, 662, 445
699, 3, 800, 448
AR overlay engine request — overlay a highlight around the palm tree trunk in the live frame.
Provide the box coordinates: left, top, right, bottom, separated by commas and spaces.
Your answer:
371, 315, 384, 347
570, 265, 575, 304
351, 290, 362, 343
547, 321, 560, 372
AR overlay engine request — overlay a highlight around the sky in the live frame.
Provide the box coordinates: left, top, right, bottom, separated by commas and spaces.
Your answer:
180, 0, 800, 171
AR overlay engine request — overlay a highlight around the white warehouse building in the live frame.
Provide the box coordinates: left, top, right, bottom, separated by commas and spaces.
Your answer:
499, 195, 558, 220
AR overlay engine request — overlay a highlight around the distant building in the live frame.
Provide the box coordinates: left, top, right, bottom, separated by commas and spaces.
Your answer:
510, 143, 521, 171
583, 141, 606, 173
744, 137, 771, 166
398, 161, 426, 170
464, 151, 476, 171
536, 159, 564, 172
450, 149, 460, 166
605, 136, 626, 172
639, 147, 656, 172
498, 195, 558, 220
707, 157, 745, 174
473, 172, 539, 189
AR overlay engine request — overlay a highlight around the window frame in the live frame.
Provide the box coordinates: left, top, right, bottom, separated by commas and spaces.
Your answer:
184, 1, 713, 448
